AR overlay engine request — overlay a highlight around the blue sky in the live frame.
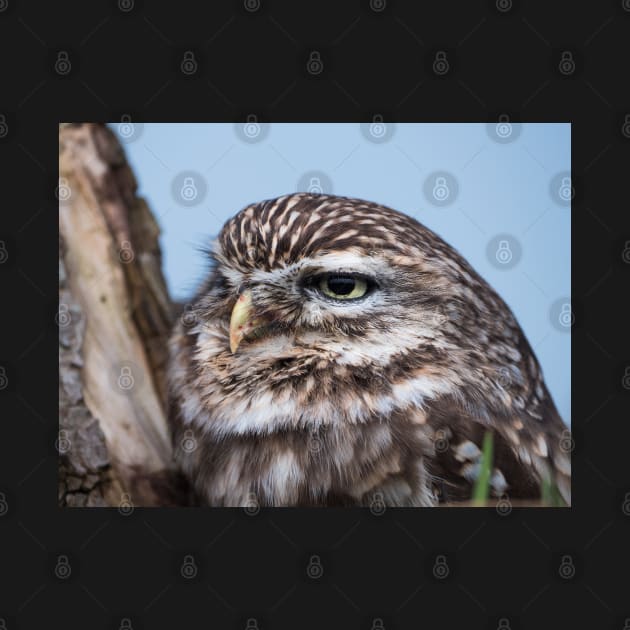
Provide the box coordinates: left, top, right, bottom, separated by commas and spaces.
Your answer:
114, 122, 571, 424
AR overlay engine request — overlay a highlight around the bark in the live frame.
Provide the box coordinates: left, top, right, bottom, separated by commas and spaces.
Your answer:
58, 123, 186, 507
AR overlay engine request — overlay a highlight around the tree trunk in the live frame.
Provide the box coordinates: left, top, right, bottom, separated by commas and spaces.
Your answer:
58, 123, 186, 507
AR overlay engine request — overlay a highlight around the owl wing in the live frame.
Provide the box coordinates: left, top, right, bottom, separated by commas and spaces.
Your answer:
422, 343, 571, 506
423, 398, 569, 506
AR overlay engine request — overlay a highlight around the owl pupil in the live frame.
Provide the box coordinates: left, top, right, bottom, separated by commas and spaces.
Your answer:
327, 276, 355, 295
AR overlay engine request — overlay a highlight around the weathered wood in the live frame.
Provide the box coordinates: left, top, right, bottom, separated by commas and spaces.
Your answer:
58, 123, 184, 507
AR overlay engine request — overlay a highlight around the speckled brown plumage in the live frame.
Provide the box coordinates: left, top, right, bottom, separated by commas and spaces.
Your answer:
167, 193, 570, 507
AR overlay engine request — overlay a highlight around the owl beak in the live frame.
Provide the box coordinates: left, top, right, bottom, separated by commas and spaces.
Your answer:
229, 289, 256, 353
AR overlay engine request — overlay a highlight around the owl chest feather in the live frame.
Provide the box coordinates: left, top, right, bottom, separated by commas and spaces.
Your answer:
170, 325, 448, 506
179, 414, 434, 507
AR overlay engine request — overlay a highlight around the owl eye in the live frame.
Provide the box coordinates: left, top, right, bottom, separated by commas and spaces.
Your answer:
317, 274, 369, 300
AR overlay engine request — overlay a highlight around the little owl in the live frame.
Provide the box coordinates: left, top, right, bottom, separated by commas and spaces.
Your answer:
168, 193, 570, 507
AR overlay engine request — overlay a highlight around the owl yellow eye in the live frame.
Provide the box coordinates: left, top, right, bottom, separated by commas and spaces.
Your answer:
318, 274, 368, 300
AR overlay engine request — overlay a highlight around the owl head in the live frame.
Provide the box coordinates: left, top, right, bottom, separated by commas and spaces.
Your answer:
197, 193, 500, 368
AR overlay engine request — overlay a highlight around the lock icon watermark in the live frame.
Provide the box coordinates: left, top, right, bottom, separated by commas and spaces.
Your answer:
495, 0, 512, 12
558, 176, 573, 202
0, 241, 7, 264
495, 366, 512, 389
432, 176, 450, 201
496, 493, 512, 516
181, 176, 198, 201
54, 554, 72, 579
369, 114, 386, 138
56, 303, 71, 328
307, 432, 322, 454
181, 51, 198, 75
243, 492, 260, 515
245, 619, 259, 630
369, 491, 386, 516
244, 0, 260, 11
181, 555, 197, 579
306, 554, 323, 579
0, 114, 7, 138
118, 114, 134, 138
423, 171, 458, 206
181, 430, 197, 453
56, 177, 72, 202
558, 554, 575, 579
306, 51, 323, 75
119, 240, 135, 263
118, 0, 134, 11
308, 177, 323, 194
433, 429, 450, 453
55, 51, 72, 75
432, 51, 449, 75
549, 171, 572, 206
298, 170, 332, 196
622, 241, 630, 264
559, 429, 574, 453
495, 240, 513, 265
118, 366, 135, 391
181, 303, 198, 328
558, 302, 573, 328
495, 114, 512, 138
118, 493, 134, 516
432, 555, 449, 579
119, 619, 133, 630
361, 116, 395, 143
622, 114, 630, 139
487, 114, 521, 143
487, 234, 521, 269
622, 366, 630, 390
622, 492, 630, 516
497, 618, 511, 630
558, 51, 575, 75
235, 117, 268, 143
172, 171, 207, 206
244, 114, 261, 138
371, 619, 385, 630
56, 429, 72, 454
0, 366, 8, 390
0, 492, 8, 516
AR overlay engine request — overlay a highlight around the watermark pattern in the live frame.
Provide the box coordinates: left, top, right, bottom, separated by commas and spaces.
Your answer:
486, 234, 522, 270
306, 51, 324, 75
306, 555, 323, 579
549, 297, 573, 332
549, 171, 573, 207
423, 171, 459, 207
297, 170, 333, 195
171, 171, 208, 207
360, 116, 396, 144
234, 115, 270, 143
117, 115, 143, 143
109, 361, 144, 396
486, 115, 522, 144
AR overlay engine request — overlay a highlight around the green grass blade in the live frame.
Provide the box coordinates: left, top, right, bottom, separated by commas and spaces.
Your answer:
541, 476, 567, 507
472, 431, 494, 505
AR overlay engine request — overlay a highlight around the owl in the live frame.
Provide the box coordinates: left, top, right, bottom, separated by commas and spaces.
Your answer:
168, 193, 570, 507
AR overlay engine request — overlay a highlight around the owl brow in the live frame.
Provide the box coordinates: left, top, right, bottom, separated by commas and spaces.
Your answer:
298, 266, 378, 281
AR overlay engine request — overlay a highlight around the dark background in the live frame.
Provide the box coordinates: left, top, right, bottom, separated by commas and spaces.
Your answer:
1, 0, 629, 628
